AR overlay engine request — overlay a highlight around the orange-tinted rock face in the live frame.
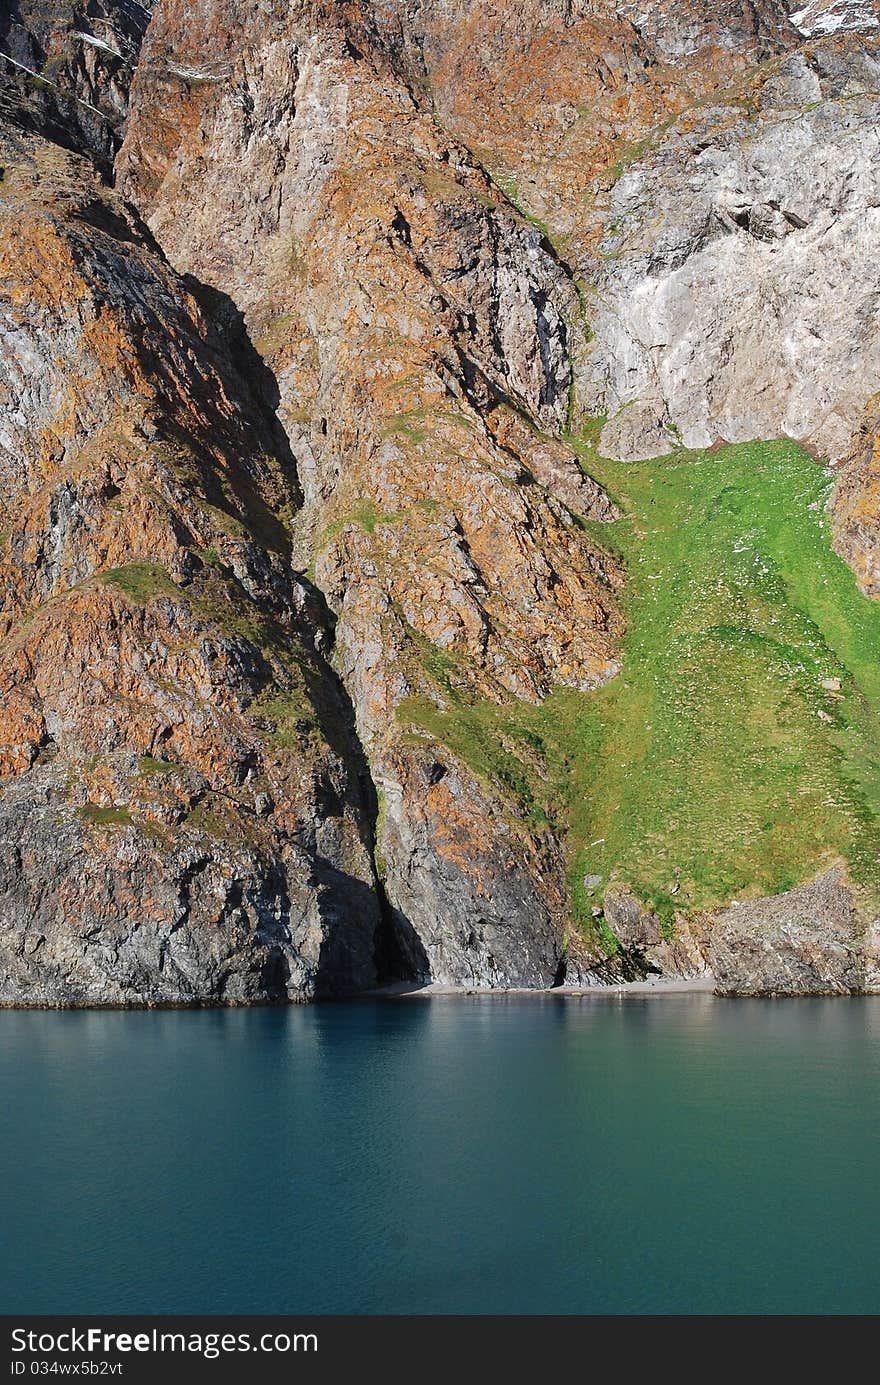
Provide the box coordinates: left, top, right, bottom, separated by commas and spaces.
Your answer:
1, 0, 879, 1000
831, 395, 880, 596
352, 0, 797, 255
113, 0, 630, 987
0, 129, 384, 1004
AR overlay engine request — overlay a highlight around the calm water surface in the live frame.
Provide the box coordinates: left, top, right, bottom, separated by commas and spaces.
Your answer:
2, 994, 880, 1314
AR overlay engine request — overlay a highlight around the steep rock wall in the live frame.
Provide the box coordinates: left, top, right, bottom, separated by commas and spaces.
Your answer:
116, 0, 625, 988
0, 128, 383, 1004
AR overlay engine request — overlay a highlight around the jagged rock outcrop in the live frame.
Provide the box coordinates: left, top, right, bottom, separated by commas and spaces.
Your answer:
0, 0, 150, 172
710, 868, 871, 995
115, 0, 625, 989
830, 394, 880, 595
555, 882, 711, 987
0, 127, 383, 1004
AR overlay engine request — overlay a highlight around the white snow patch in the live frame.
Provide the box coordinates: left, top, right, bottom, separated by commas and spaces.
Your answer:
789, 0, 879, 38
0, 49, 109, 118
73, 31, 123, 59
166, 63, 230, 83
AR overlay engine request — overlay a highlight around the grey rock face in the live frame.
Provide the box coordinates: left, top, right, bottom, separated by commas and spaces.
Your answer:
604, 883, 662, 949
471, 219, 576, 432
560, 885, 711, 986
788, 0, 879, 39
0, 0, 150, 171
710, 868, 867, 994
0, 129, 384, 1007
0, 766, 379, 1007
583, 37, 880, 463
375, 749, 566, 988
614, 0, 798, 56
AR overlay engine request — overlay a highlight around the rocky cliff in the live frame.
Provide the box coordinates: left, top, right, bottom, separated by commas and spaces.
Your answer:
0, 0, 150, 171
1, 0, 879, 1002
0, 126, 387, 1003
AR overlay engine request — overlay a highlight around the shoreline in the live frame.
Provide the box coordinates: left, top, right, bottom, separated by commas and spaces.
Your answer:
8, 977, 880, 1010
367, 977, 718, 1000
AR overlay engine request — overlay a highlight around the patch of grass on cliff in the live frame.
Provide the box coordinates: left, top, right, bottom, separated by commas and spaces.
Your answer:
484, 170, 581, 265
184, 795, 263, 848
246, 686, 318, 749
490, 172, 554, 242
399, 437, 880, 940
101, 564, 179, 604
80, 804, 133, 828
317, 500, 403, 551
398, 630, 560, 829
137, 756, 179, 778
607, 118, 676, 185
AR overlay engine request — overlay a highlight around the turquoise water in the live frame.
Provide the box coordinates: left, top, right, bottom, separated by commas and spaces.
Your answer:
2, 994, 880, 1315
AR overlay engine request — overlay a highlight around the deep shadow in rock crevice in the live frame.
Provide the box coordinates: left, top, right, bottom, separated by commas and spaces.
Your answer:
176, 273, 305, 546
129, 260, 429, 996
372, 891, 432, 989
301, 650, 431, 993
312, 861, 430, 997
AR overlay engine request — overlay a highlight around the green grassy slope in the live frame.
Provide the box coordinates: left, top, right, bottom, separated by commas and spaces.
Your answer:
400, 438, 880, 946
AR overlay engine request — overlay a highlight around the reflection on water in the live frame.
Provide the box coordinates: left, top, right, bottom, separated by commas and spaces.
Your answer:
2, 995, 880, 1314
